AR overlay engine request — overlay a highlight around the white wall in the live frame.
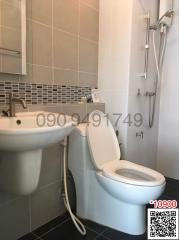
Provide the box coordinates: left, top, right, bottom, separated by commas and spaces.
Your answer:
126, 0, 159, 168
98, 0, 133, 156
157, 0, 179, 180
98, 0, 159, 165
99, 0, 179, 179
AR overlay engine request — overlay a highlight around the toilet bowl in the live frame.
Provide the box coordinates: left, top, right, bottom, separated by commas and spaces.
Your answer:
68, 111, 166, 235
99, 159, 165, 205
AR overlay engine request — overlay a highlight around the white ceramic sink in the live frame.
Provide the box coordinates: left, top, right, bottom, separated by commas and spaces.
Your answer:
0, 111, 75, 151
0, 111, 75, 195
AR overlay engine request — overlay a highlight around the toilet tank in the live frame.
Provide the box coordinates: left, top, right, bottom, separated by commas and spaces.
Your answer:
68, 124, 93, 218
68, 124, 92, 172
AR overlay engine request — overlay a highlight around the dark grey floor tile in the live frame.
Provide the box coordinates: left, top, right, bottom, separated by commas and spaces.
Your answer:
18, 233, 38, 240
162, 178, 179, 201
33, 212, 70, 236
102, 228, 125, 239
159, 194, 175, 200
117, 232, 147, 240
42, 219, 98, 240
166, 177, 179, 186
83, 219, 108, 234
25, 178, 179, 240
95, 236, 109, 240
141, 232, 148, 240
102, 228, 146, 240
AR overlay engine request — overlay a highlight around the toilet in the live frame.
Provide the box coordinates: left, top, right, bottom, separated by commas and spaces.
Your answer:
68, 111, 166, 235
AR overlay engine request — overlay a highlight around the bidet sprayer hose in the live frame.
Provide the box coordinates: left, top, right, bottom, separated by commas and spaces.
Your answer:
62, 137, 86, 235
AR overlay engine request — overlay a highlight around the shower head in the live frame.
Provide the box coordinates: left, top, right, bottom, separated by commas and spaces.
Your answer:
158, 10, 174, 24
165, 10, 174, 17
150, 10, 174, 30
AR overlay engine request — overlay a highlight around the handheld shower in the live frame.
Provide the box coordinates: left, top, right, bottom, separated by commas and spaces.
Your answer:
150, 10, 174, 30
147, 4, 174, 128
159, 10, 174, 20
158, 10, 174, 26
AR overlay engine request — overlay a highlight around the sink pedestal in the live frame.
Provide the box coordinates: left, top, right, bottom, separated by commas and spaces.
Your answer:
0, 111, 74, 195
0, 149, 42, 195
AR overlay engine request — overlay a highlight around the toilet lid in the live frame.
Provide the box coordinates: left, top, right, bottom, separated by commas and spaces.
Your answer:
87, 111, 121, 170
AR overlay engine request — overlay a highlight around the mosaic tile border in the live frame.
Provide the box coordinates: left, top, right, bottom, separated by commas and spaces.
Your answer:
0, 81, 91, 105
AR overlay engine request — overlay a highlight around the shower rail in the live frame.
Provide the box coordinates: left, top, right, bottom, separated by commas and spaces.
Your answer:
143, 12, 150, 79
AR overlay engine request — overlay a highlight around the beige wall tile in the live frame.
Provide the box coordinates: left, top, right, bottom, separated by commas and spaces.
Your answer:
0, 0, 100, 237
1, 1, 21, 30
1, 27, 21, 51
54, 68, 78, 86
53, 29, 78, 69
2, 0, 21, 8
53, 0, 78, 34
28, 104, 52, 112
86, 103, 105, 115
0, 2, 1, 25
28, 104, 51, 112
26, 0, 32, 19
31, 0, 52, 26
2, 55, 22, 74
81, 0, 99, 10
62, 103, 87, 122
80, 3, 99, 42
0, 73, 19, 81
0, 192, 17, 207
32, 22, 52, 66
0, 197, 30, 239
38, 145, 62, 189
30, 182, 65, 230
26, 20, 33, 64
0, 0, 99, 85
28, 104, 63, 113
79, 38, 98, 73
79, 72, 97, 88
46, 105, 63, 113
32, 64, 53, 84
15, 105, 29, 113
20, 63, 33, 83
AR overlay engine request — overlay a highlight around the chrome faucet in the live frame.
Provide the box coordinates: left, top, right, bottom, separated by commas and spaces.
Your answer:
9, 92, 27, 117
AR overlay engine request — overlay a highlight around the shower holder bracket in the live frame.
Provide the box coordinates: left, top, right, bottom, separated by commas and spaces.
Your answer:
144, 13, 150, 19
137, 73, 147, 78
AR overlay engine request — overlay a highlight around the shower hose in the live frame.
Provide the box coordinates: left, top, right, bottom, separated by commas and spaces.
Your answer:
62, 137, 86, 235
148, 25, 168, 128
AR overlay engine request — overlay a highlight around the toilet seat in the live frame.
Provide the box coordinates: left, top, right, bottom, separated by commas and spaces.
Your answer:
102, 159, 165, 187
87, 110, 165, 188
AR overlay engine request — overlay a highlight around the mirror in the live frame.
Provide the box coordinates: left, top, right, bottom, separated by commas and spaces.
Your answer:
0, 0, 26, 75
